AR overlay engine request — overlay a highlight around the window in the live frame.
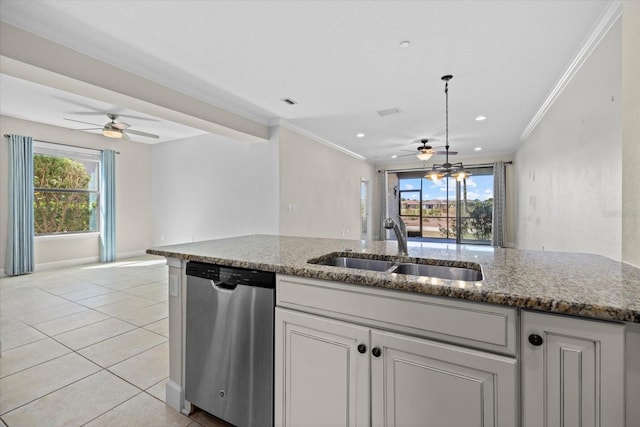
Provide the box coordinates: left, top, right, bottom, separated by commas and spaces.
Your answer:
33, 142, 101, 235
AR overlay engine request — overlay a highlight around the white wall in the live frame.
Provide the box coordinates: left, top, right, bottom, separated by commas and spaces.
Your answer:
514, 20, 622, 260
151, 132, 279, 245
0, 116, 153, 271
278, 126, 376, 239
622, 2, 640, 267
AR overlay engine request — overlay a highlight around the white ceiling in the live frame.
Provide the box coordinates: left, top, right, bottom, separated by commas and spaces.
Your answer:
0, 0, 611, 162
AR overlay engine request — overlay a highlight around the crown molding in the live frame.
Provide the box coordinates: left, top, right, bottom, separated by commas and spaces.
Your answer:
273, 119, 369, 162
519, 0, 622, 142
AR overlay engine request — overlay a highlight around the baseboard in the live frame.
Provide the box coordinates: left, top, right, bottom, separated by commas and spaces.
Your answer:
165, 379, 184, 412
0, 250, 154, 276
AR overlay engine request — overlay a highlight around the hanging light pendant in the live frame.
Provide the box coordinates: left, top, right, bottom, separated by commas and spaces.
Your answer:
427, 75, 470, 182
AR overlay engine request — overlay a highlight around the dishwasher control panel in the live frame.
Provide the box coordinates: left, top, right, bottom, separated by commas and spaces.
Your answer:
186, 261, 275, 288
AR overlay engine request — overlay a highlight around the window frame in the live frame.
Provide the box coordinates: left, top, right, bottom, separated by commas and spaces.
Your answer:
33, 142, 102, 237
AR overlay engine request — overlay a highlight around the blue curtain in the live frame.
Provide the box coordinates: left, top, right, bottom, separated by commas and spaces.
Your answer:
6, 134, 34, 276
100, 150, 116, 262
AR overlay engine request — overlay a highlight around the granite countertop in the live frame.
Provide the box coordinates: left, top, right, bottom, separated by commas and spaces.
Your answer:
147, 234, 640, 323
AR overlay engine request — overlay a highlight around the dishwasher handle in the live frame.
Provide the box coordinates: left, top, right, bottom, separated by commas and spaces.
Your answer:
212, 281, 238, 291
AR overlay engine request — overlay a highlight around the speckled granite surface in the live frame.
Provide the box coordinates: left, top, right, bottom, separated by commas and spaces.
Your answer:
147, 234, 640, 323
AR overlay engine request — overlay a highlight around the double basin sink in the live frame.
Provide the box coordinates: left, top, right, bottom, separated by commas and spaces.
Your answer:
308, 254, 483, 282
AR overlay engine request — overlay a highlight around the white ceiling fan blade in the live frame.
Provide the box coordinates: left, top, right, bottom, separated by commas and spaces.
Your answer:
71, 127, 103, 131
64, 117, 103, 127
124, 129, 159, 139
122, 132, 131, 140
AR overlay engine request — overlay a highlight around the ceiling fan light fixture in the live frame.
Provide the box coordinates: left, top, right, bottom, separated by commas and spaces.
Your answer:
416, 152, 433, 161
103, 128, 123, 138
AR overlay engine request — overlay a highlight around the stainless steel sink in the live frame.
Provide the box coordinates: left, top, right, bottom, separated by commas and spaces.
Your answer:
310, 254, 483, 281
316, 257, 396, 272
393, 263, 483, 281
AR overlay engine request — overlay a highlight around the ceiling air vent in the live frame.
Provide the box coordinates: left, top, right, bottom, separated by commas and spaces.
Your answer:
377, 107, 401, 117
281, 97, 298, 105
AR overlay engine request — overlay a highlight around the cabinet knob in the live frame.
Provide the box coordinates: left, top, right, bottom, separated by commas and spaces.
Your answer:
528, 334, 544, 346
372, 347, 381, 358
357, 344, 367, 354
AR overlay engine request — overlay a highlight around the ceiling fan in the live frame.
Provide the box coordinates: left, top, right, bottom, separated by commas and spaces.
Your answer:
399, 139, 457, 161
64, 113, 160, 140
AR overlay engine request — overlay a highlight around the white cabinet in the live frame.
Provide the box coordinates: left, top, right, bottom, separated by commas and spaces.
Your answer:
275, 308, 370, 427
521, 310, 625, 427
371, 329, 517, 427
275, 306, 518, 427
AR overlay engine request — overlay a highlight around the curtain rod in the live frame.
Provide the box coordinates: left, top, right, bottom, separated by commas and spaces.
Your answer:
381, 161, 512, 174
4, 134, 120, 154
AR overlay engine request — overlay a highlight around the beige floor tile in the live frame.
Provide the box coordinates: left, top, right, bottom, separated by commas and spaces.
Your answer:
143, 288, 170, 302
1, 370, 140, 427
60, 285, 115, 301
0, 352, 100, 414
0, 325, 46, 351
109, 342, 169, 389
53, 317, 136, 350
84, 392, 191, 427
0, 314, 26, 333
13, 301, 88, 325
76, 291, 132, 308
99, 277, 153, 290
0, 338, 70, 378
144, 318, 170, 337
30, 276, 87, 290
124, 281, 168, 296
79, 328, 167, 367
119, 302, 168, 327
1, 292, 69, 316
45, 281, 101, 296
146, 378, 168, 402
33, 309, 110, 336
94, 295, 158, 317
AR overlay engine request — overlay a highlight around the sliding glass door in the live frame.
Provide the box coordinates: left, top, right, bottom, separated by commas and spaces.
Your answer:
396, 167, 494, 245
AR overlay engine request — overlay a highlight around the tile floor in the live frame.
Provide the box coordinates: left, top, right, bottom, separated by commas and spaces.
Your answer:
0, 256, 231, 427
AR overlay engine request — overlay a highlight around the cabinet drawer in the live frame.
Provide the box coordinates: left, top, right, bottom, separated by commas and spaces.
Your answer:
277, 275, 517, 355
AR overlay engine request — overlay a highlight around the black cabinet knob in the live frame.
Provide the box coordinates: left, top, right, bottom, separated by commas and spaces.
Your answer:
528, 334, 544, 346
372, 347, 381, 358
357, 344, 367, 354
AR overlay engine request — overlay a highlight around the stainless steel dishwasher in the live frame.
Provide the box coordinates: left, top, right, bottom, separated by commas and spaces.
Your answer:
185, 261, 275, 427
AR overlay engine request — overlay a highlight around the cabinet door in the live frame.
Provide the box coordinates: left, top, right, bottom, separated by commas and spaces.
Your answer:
371, 329, 517, 427
521, 311, 624, 427
275, 308, 370, 427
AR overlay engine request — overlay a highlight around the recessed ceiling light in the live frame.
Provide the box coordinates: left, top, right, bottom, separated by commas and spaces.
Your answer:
356, 132, 365, 138
391, 155, 398, 159
475, 115, 487, 121
399, 41, 411, 48
474, 147, 483, 151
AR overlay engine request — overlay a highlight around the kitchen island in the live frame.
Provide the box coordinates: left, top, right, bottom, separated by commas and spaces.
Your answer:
147, 234, 640, 426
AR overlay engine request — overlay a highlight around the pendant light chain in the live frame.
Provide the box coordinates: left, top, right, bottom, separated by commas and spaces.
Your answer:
444, 78, 449, 163
426, 74, 471, 182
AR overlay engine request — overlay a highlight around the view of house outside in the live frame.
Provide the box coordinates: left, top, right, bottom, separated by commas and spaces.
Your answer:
399, 174, 494, 243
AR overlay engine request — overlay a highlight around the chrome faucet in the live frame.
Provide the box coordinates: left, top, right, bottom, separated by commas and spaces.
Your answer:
384, 216, 408, 256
